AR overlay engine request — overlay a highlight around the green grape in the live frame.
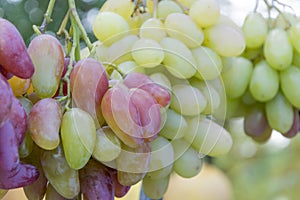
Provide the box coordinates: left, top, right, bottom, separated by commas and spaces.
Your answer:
61, 108, 96, 170
18, 131, 34, 158
293, 49, 300, 68
170, 84, 207, 116
149, 72, 172, 91
164, 13, 204, 48
266, 92, 293, 133
225, 96, 246, 119
217, 14, 242, 33
116, 143, 150, 186
93, 12, 130, 46
176, 0, 196, 8
92, 126, 121, 162
289, 22, 300, 54
131, 38, 165, 68
127, 15, 143, 35
107, 34, 139, 65
241, 47, 262, 61
172, 139, 203, 178
189, 0, 220, 28
204, 24, 245, 57
142, 175, 170, 199
221, 57, 253, 99
160, 37, 197, 79
28, 34, 64, 98
189, 78, 221, 115
140, 18, 167, 42
242, 12, 268, 49
100, 0, 134, 19
41, 145, 80, 199
157, 0, 183, 20
147, 136, 174, 178
192, 46, 223, 80
274, 12, 297, 30
264, 28, 293, 70
249, 60, 279, 102
280, 65, 300, 108
159, 109, 187, 140
184, 117, 233, 157
117, 61, 146, 75
242, 90, 256, 106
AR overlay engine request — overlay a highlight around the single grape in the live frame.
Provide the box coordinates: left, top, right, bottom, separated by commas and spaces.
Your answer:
264, 28, 293, 70
157, 0, 183, 20
109, 169, 131, 198
0, 18, 34, 79
159, 109, 187, 140
170, 84, 207, 116
242, 12, 268, 49
131, 38, 165, 68
149, 72, 172, 91
274, 12, 297, 30
8, 76, 30, 96
280, 65, 300, 108
106, 35, 139, 65
92, 126, 121, 162
221, 57, 253, 99
204, 24, 245, 57
45, 183, 76, 200
61, 108, 96, 170
266, 92, 293, 133
249, 60, 279, 102
164, 13, 204, 48
140, 18, 167, 42
142, 175, 170, 199
41, 145, 80, 199
117, 61, 146, 75
93, 12, 130, 46
282, 108, 299, 138
79, 159, 114, 200
28, 34, 65, 98
192, 46, 223, 80
0, 74, 13, 126
172, 139, 203, 178
289, 22, 300, 55
28, 98, 62, 150
160, 37, 197, 79
70, 58, 109, 127
176, 0, 196, 8
189, 0, 220, 28
100, 0, 134, 19
184, 117, 233, 157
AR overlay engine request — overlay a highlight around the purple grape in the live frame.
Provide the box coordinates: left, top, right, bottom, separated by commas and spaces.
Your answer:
0, 74, 13, 126
79, 159, 114, 200
0, 121, 39, 189
282, 108, 299, 138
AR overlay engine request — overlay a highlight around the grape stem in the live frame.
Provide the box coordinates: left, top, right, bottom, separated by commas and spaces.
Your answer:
32, 0, 56, 34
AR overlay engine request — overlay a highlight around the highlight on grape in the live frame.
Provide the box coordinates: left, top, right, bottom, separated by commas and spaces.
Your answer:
0, 0, 300, 199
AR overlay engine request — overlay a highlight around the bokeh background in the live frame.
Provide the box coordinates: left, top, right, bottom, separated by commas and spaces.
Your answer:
1, 0, 300, 199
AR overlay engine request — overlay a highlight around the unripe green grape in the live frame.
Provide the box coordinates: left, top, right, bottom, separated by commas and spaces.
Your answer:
204, 24, 245, 57
176, 0, 196, 8
164, 13, 204, 48
160, 37, 197, 79
92, 127, 121, 162
249, 60, 279, 102
189, 0, 220, 28
159, 109, 187, 140
131, 38, 164, 68
93, 12, 130, 46
264, 28, 293, 70
293, 50, 300, 68
149, 72, 172, 91
157, 0, 183, 20
192, 46, 223, 80
61, 108, 96, 170
221, 57, 253, 99
274, 12, 297, 30
242, 12, 268, 49
266, 92, 293, 133
172, 139, 203, 178
100, 0, 134, 19
140, 18, 167, 42
280, 66, 300, 108
170, 84, 207, 116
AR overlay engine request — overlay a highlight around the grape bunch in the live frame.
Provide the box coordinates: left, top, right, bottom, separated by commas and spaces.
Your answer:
222, 8, 300, 142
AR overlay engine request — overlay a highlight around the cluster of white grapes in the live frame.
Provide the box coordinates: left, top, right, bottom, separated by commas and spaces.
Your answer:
81, 0, 249, 199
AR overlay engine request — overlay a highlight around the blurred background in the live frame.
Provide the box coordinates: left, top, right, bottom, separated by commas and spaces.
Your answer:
1, 0, 300, 199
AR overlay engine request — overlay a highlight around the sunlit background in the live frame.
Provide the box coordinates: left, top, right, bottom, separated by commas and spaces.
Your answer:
1, 0, 300, 199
